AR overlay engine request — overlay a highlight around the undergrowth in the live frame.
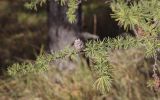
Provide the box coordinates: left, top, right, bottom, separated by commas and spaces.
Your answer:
1, 35, 160, 100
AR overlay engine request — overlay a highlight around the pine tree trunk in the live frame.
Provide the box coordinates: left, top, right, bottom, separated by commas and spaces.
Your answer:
47, 0, 81, 53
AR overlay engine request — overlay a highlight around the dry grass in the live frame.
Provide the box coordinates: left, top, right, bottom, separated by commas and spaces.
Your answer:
108, 48, 159, 100
0, 49, 160, 100
0, 59, 100, 100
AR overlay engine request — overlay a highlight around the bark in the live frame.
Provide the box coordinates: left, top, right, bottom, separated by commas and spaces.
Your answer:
47, 0, 81, 53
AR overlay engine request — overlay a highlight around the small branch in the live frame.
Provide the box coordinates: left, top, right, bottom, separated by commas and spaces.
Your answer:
93, 14, 97, 35
133, 27, 139, 37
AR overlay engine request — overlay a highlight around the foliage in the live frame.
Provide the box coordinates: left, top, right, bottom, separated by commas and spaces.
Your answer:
1, 59, 97, 100
14, 0, 160, 96
24, 0, 47, 10
6, 35, 160, 93
1, 59, 160, 100
85, 35, 160, 92
66, 0, 80, 23
1, 35, 159, 99
110, 0, 160, 90
25, 0, 80, 23
8, 47, 76, 77
25, 0, 160, 32
111, 0, 160, 36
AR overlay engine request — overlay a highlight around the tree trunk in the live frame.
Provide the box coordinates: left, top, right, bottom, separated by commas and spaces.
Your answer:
47, 0, 81, 53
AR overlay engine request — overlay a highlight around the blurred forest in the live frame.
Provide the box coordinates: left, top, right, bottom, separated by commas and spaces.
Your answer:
0, 0, 47, 68
1, 0, 160, 100
0, 0, 123, 68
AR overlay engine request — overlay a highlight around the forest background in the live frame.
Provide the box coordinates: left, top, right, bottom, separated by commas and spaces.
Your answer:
1, 0, 160, 100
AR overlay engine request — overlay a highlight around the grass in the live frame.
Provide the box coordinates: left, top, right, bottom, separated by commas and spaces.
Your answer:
0, 55, 99, 100
0, 48, 160, 100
